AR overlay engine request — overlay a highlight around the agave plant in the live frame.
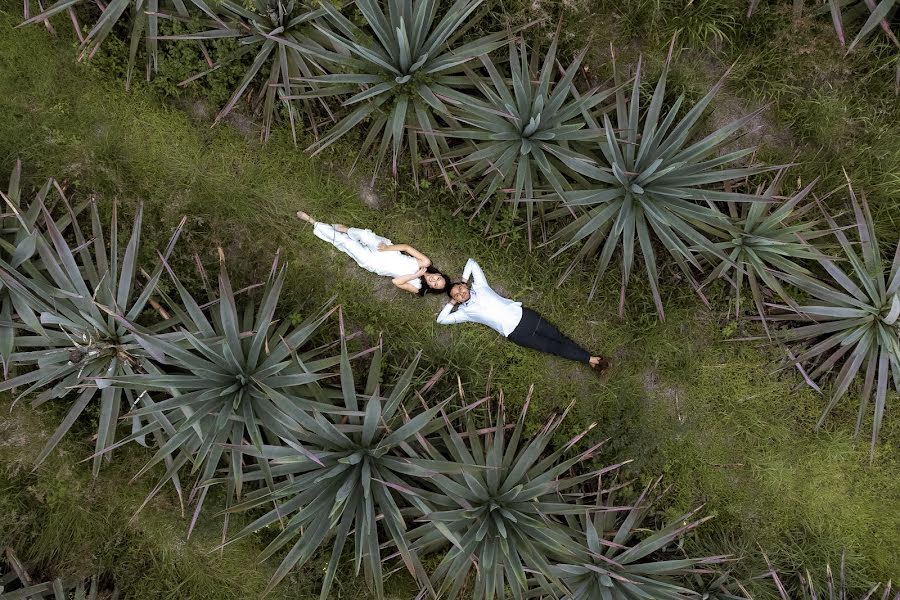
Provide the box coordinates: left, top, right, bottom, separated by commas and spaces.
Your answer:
444, 36, 615, 244
764, 551, 898, 600
290, 0, 510, 182
161, 0, 335, 141
92, 250, 347, 530
767, 182, 900, 459
548, 478, 726, 600
550, 54, 777, 319
218, 340, 468, 599
20, 0, 218, 88
0, 547, 117, 599
0, 161, 83, 377
407, 392, 616, 600
701, 172, 824, 334
0, 201, 182, 475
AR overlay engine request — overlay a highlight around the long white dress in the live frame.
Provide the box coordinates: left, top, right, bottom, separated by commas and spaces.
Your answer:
313, 223, 422, 290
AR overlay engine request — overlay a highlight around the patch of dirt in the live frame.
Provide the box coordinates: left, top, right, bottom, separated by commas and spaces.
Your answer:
366, 268, 400, 302
708, 93, 795, 155
684, 51, 796, 154
641, 369, 686, 424
223, 110, 261, 141
359, 179, 383, 209
0, 403, 47, 474
186, 99, 210, 122
0, 412, 33, 450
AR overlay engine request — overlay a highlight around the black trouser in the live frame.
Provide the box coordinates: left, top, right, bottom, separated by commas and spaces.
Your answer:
507, 308, 591, 364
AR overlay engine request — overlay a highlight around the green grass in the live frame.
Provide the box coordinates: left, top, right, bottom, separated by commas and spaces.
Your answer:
1, 0, 900, 597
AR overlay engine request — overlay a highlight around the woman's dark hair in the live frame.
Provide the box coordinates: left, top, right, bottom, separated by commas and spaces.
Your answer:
418, 265, 451, 296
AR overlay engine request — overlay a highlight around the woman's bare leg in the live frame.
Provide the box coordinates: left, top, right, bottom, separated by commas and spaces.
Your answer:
295, 212, 350, 233
295, 211, 316, 224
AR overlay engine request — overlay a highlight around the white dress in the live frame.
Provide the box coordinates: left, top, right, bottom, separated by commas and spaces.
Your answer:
313, 223, 422, 290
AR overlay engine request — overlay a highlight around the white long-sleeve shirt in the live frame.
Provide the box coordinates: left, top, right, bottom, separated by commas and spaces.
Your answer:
436, 259, 523, 337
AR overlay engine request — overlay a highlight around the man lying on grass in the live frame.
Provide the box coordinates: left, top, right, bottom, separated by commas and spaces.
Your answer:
437, 259, 609, 373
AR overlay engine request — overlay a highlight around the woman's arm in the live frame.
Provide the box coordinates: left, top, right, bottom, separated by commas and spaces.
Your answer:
391, 267, 427, 294
379, 243, 431, 268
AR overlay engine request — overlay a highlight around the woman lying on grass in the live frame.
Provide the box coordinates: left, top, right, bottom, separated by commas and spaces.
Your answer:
296, 211, 450, 295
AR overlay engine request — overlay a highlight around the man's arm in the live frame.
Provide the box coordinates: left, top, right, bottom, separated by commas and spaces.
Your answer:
436, 301, 467, 325
463, 258, 487, 287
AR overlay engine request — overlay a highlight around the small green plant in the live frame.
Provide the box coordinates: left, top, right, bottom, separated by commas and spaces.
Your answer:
702, 171, 824, 334
764, 551, 897, 599
0, 160, 83, 377
444, 35, 615, 245
408, 393, 607, 600
159, 0, 334, 141
0, 547, 117, 599
549, 478, 727, 600
767, 180, 900, 460
95, 250, 343, 532
21, 0, 215, 87
0, 201, 182, 476
748, 0, 897, 52
551, 51, 776, 319
821, 0, 898, 52
290, 0, 509, 182
220, 340, 461, 599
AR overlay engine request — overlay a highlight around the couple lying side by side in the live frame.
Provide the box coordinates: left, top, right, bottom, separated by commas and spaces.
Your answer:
297, 212, 609, 374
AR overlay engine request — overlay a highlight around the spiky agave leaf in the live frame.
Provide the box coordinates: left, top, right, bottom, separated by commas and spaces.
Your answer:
766, 181, 900, 460
0, 200, 182, 476
93, 249, 346, 531
289, 0, 510, 183
547, 478, 727, 600
19, 0, 219, 88
444, 36, 615, 246
685, 570, 751, 600
747, 0, 804, 19
551, 52, 778, 319
764, 551, 898, 600
702, 172, 824, 335
160, 0, 335, 142
0, 160, 84, 377
219, 340, 464, 599
0, 547, 118, 599
822, 0, 899, 51
407, 391, 616, 600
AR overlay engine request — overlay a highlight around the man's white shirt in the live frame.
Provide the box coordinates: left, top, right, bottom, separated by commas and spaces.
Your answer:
436, 259, 523, 337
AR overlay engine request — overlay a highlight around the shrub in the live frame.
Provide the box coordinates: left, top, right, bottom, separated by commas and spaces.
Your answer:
766, 181, 900, 460
550, 52, 776, 319
290, 0, 509, 182
0, 200, 182, 476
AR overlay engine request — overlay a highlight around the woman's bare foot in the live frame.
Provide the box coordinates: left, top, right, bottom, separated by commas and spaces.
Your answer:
295, 211, 316, 224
